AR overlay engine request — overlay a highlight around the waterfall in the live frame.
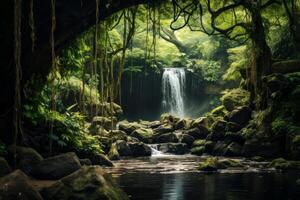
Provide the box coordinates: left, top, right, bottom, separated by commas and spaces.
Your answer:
162, 68, 186, 117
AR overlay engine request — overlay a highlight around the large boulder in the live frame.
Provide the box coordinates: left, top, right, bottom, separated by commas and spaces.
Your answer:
0, 157, 11, 177
154, 132, 178, 143
32, 152, 81, 180
41, 166, 129, 200
212, 141, 229, 155
228, 106, 252, 126
157, 143, 188, 155
190, 117, 208, 129
181, 134, 195, 147
185, 127, 209, 140
221, 88, 250, 111
131, 128, 153, 143
118, 121, 144, 134
224, 142, 243, 156
115, 140, 132, 156
210, 120, 227, 141
92, 116, 117, 130
242, 139, 280, 158
7, 146, 43, 175
153, 124, 174, 135
0, 170, 43, 200
128, 142, 151, 157
224, 132, 245, 145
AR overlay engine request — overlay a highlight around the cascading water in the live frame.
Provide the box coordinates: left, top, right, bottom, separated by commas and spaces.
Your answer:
162, 68, 186, 117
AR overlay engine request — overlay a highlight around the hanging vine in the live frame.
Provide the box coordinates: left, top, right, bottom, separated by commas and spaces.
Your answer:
29, 0, 35, 52
13, 0, 23, 166
49, 0, 57, 154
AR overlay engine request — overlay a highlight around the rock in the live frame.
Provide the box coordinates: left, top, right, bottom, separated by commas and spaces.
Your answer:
210, 120, 227, 141
7, 146, 43, 175
192, 139, 206, 147
32, 152, 81, 180
41, 166, 129, 200
92, 116, 117, 130
108, 143, 120, 160
190, 117, 208, 129
211, 106, 228, 117
263, 73, 288, 93
251, 156, 265, 162
160, 113, 179, 124
0, 157, 11, 177
175, 119, 187, 130
226, 122, 242, 132
126, 136, 140, 143
198, 157, 244, 172
181, 134, 195, 147
0, 170, 43, 200
224, 132, 245, 145
268, 158, 300, 170
228, 106, 252, 126
198, 157, 218, 172
139, 120, 161, 129
79, 158, 92, 166
185, 126, 208, 140
107, 130, 128, 142
115, 140, 132, 156
157, 143, 188, 155
204, 141, 215, 153
224, 142, 243, 156
131, 128, 153, 143
128, 142, 151, 157
153, 124, 174, 135
191, 146, 205, 156
88, 153, 113, 167
221, 88, 250, 111
118, 121, 144, 134
154, 132, 178, 143
213, 141, 228, 155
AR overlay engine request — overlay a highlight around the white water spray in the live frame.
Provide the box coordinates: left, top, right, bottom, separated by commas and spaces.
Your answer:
162, 68, 186, 117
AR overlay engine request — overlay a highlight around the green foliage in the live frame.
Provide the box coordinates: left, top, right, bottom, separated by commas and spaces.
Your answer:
223, 45, 248, 81
193, 60, 222, 82
220, 88, 250, 111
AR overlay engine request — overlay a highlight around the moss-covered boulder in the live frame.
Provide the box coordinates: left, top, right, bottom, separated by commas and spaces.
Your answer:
153, 124, 174, 135
118, 121, 144, 135
221, 88, 250, 111
32, 152, 81, 180
92, 116, 117, 130
131, 128, 154, 143
154, 132, 178, 143
191, 146, 205, 156
0, 170, 43, 200
41, 166, 129, 200
269, 158, 300, 170
198, 157, 243, 171
190, 117, 208, 129
227, 106, 252, 126
7, 146, 43, 175
210, 120, 227, 141
185, 126, 209, 140
181, 134, 195, 147
128, 142, 152, 157
211, 105, 228, 117
223, 142, 243, 156
114, 140, 132, 156
160, 113, 180, 124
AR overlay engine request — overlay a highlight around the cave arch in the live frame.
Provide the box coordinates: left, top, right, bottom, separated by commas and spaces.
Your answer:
0, 0, 162, 143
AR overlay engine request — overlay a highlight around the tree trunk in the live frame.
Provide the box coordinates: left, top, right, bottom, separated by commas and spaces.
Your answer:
245, 1, 272, 109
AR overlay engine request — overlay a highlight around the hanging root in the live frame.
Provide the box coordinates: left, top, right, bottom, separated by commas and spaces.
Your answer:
29, 0, 35, 52
13, 0, 23, 167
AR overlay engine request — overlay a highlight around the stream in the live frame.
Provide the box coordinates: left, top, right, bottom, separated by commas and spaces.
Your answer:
106, 150, 300, 200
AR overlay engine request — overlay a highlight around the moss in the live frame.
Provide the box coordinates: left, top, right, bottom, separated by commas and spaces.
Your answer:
191, 146, 205, 156
192, 139, 206, 147
130, 128, 153, 143
198, 157, 219, 171
218, 159, 243, 168
220, 88, 250, 111
108, 143, 120, 160
269, 158, 300, 170
211, 105, 228, 117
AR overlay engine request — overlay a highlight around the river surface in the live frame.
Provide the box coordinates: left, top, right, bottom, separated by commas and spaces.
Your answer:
107, 155, 300, 200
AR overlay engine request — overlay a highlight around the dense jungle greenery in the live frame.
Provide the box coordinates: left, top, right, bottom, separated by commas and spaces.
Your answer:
0, 0, 300, 199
